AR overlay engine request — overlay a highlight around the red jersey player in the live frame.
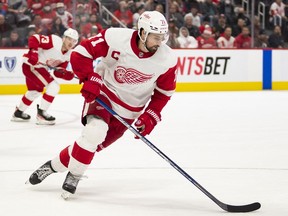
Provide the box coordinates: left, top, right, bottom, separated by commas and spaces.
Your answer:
27, 11, 178, 198
11, 28, 79, 125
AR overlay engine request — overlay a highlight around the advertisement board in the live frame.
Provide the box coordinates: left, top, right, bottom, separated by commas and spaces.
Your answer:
0, 48, 286, 94
271, 50, 288, 90
175, 49, 263, 91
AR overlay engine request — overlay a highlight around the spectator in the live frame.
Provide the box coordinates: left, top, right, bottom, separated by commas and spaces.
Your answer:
88, 25, 98, 37
75, 3, 90, 22
182, 0, 200, 14
112, 0, 133, 28
234, 7, 251, 27
0, 13, 13, 42
187, 6, 201, 27
217, 0, 235, 25
3, 29, 25, 47
78, 14, 90, 39
74, 15, 83, 40
232, 18, 245, 37
27, 0, 43, 15
217, 26, 235, 48
269, 0, 287, 27
30, 14, 43, 34
23, 24, 36, 47
169, 2, 184, 29
199, 0, 219, 27
144, 0, 156, 11
254, 29, 268, 48
177, 26, 198, 48
155, 3, 164, 14
81, 14, 103, 38
6, 0, 31, 27
269, 0, 288, 40
55, 2, 73, 28
183, 13, 201, 38
167, 30, 181, 48
213, 13, 228, 39
233, 26, 252, 48
168, 18, 179, 37
197, 24, 217, 48
39, 1, 56, 25
0, 2, 8, 16
51, 16, 67, 37
268, 25, 285, 48
133, 4, 145, 29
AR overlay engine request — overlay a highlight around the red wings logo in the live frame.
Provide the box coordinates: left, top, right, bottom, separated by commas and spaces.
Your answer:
114, 66, 154, 84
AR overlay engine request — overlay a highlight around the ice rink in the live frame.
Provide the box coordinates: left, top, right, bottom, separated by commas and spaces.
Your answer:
1, 91, 288, 216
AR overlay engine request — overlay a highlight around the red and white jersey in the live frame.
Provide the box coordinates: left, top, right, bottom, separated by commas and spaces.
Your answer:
56, 11, 73, 28
217, 35, 235, 48
23, 34, 71, 69
73, 28, 178, 119
270, 2, 286, 17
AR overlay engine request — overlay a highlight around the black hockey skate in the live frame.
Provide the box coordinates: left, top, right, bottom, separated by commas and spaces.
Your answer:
61, 172, 82, 199
36, 104, 56, 125
11, 107, 31, 122
27, 160, 56, 185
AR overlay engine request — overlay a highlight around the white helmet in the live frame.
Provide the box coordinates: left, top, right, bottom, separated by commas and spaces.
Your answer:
63, 28, 79, 41
137, 11, 169, 44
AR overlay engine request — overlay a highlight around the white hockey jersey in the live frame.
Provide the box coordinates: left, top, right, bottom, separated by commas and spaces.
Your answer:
23, 34, 72, 69
73, 28, 178, 119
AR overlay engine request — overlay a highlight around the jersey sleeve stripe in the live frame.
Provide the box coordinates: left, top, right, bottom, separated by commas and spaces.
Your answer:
74, 45, 93, 59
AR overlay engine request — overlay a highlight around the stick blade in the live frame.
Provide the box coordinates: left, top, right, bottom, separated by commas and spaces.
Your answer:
225, 202, 261, 213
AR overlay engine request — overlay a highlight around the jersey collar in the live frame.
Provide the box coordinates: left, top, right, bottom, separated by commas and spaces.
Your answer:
131, 31, 154, 59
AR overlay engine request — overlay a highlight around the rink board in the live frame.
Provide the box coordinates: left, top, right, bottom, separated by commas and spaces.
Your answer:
0, 49, 286, 94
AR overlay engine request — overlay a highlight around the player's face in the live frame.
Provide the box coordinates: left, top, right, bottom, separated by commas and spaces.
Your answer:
145, 33, 165, 53
63, 37, 78, 50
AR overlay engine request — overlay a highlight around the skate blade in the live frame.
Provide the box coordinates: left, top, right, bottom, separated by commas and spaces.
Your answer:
25, 180, 31, 185
61, 191, 72, 200
36, 119, 56, 125
11, 117, 30, 122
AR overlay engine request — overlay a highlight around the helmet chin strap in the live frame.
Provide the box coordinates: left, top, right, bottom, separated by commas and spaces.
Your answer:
143, 41, 150, 52
140, 31, 152, 52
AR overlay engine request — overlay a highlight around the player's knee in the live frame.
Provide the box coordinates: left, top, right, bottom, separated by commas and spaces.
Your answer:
79, 116, 109, 152
46, 80, 60, 96
25, 90, 41, 101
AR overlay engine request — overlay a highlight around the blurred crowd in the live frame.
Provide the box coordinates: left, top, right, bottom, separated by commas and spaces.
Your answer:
1, 0, 288, 49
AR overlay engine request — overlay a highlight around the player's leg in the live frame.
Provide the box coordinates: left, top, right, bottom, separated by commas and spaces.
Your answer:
61, 96, 112, 196
61, 108, 134, 197
36, 68, 60, 125
62, 115, 109, 195
96, 116, 134, 152
11, 64, 42, 122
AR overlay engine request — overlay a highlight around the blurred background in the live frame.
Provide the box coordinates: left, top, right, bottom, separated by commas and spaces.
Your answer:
0, 0, 288, 49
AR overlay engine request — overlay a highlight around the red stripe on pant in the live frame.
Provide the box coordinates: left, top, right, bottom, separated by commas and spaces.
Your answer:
22, 95, 33, 106
59, 146, 70, 168
71, 142, 95, 165
43, 93, 54, 103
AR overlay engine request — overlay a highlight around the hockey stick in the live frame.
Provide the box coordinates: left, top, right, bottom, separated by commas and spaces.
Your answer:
96, 98, 261, 213
38, 62, 62, 71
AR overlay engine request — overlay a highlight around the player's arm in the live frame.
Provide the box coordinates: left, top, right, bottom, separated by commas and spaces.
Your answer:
25, 35, 40, 65
135, 65, 177, 137
53, 62, 75, 81
26, 34, 54, 65
71, 30, 109, 102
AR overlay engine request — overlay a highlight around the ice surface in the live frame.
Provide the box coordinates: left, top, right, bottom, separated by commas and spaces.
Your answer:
1, 91, 288, 216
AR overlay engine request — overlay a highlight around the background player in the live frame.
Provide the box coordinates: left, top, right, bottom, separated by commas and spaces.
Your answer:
11, 28, 79, 125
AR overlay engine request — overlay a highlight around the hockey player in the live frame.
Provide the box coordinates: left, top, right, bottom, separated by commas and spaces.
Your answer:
11, 28, 79, 125
27, 11, 178, 198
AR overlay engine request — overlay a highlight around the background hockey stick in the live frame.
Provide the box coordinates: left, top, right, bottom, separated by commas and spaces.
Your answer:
96, 98, 261, 213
